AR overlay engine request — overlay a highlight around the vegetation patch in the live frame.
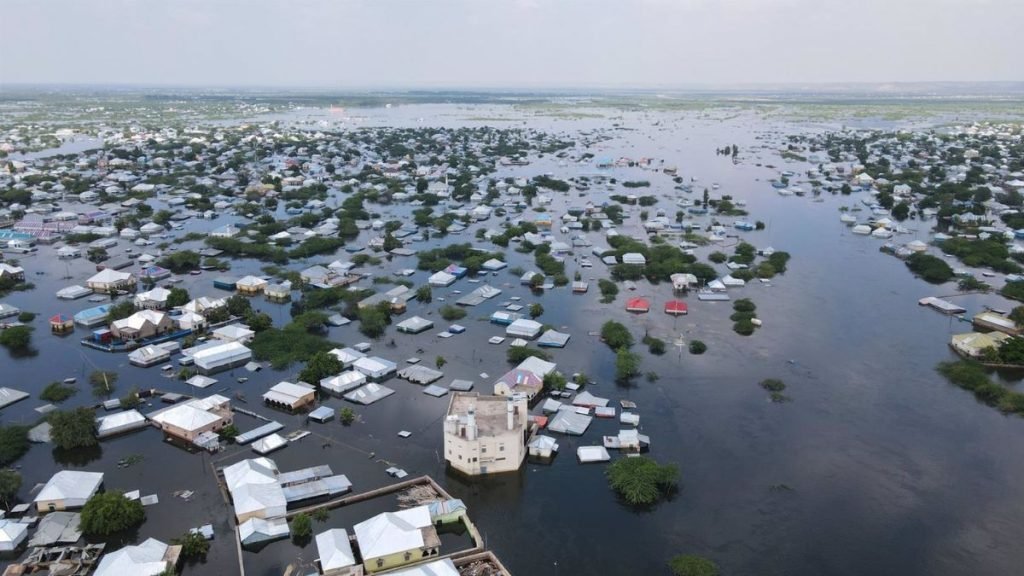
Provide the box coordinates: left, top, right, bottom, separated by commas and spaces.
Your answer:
606, 456, 678, 506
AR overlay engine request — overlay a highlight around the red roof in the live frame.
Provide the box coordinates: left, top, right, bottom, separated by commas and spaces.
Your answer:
626, 297, 650, 312
664, 300, 688, 315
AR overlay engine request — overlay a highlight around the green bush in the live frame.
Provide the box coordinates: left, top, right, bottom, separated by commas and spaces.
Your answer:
80, 492, 145, 536
605, 456, 678, 505
601, 321, 633, 350
669, 555, 719, 576
689, 340, 707, 355
439, 305, 467, 321
905, 253, 954, 284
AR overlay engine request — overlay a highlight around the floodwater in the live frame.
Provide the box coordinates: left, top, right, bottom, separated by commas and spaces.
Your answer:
3, 103, 1024, 576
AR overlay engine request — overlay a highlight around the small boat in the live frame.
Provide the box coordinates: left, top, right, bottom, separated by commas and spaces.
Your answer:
237, 377, 248, 383
190, 270, 202, 275
63, 377, 76, 384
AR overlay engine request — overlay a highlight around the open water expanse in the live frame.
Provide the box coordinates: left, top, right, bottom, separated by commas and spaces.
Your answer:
2, 103, 1024, 576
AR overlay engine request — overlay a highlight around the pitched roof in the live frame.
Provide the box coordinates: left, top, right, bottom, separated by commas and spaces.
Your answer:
93, 538, 170, 576
353, 505, 432, 560
34, 470, 104, 503
316, 528, 356, 571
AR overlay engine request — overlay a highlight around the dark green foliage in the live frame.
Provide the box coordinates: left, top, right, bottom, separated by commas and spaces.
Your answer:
598, 279, 619, 303
290, 513, 313, 541
601, 321, 633, 350
340, 407, 356, 425
689, 340, 707, 355
506, 346, 551, 365
0, 426, 30, 466
605, 456, 678, 505
669, 555, 719, 576
439, 305, 467, 321
0, 469, 22, 507
107, 300, 136, 322
158, 250, 201, 273
615, 349, 641, 383
643, 334, 666, 355
48, 408, 99, 450
299, 351, 343, 387
0, 325, 34, 353
80, 492, 145, 536
940, 238, 1021, 274
167, 287, 190, 308
1001, 282, 1024, 302
905, 253, 954, 284
250, 321, 340, 369
937, 361, 1024, 416
40, 381, 77, 403
358, 304, 390, 338
174, 531, 210, 558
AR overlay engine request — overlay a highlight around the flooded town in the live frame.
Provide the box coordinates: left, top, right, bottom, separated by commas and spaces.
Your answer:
3, 2, 1024, 576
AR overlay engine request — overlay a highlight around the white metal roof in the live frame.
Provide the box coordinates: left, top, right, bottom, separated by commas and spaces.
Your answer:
34, 470, 104, 503
353, 505, 431, 560
223, 458, 278, 492
93, 537, 170, 576
316, 529, 356, 571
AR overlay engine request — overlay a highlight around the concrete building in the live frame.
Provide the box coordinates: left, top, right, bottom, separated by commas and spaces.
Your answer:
86, 269, 136, 294
148, 395, 233, 445
110, 309, 173, 341
493, 368, 544, 402
34, 470, 104, 512
444, 393, 530, 476
353, 505, 440, 573
212, 323, 255, 344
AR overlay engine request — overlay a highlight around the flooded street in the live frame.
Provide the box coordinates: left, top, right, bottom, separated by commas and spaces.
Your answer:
3, 103, 1024, 576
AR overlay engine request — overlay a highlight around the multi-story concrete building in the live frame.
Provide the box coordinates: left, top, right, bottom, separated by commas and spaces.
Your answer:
443, 393, 529, 476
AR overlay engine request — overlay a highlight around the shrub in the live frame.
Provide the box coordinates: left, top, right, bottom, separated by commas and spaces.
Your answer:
606, 456, 678, 505
507, 346, 551, 365
689, 340, 707, 355
643, 335, 666, 355
290, 513, 313, 540
439, 305, 467, 321
40, 381, 77, 403
601, 321, 633, 350
669, 555, 719, 576
615, 349, 641, 383
0, 426, 30, 466
905, 253, 954, 284
174, 531, 210, 559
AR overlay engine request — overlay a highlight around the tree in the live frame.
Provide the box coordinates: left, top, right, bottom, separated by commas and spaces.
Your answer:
80, 492, 145, 536
226, 294, 252, 317
669, 555, 719, 576
167, 287, 190, 308
543, 371, 567, 391
1010, 306, 1024, 329
0, 469, 21, 508
290, 512, 312, 541
218, 424, 240, 442
0, 426, 29, 466
415, 285, 432, 303
174, 531, 210, 559
107, 300, 136, 322
601, 321, 633, 350
0, 325, 33, 353
48, 408, 99, 450
299, 351, 343, 387
340, 407, 356, 425
892, 201, 911, 221
506, 346, 551, 364
529, 303, 544, 319
245, 311, 273, 332
905, 253, 954, 284
382, 232, 402, 252
689, 340, 707, 355
90, 370, 119, 398
435, 355, 447, 369
605, 456, 678, 506
615, 349, 641, 383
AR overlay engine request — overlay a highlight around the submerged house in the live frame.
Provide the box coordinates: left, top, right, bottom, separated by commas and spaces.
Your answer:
493, 369, 544, 401
353, 505, 440, 573
34, 470, 104, 512
183, 340, 252, 374
93, 538, 181, 576
262, 381, 317, 411
86, 269, 136, 294
110, 310, 173, 341
149, 394, 233, 447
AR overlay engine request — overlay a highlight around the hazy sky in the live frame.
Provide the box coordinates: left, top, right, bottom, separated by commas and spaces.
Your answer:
2, 0, 1021, 88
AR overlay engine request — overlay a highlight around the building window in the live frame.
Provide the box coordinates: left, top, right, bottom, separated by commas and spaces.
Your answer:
499, 445, 505, 451
481, 447, 487, 453
404, 552, 412, 561
377, 559, 384, 568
